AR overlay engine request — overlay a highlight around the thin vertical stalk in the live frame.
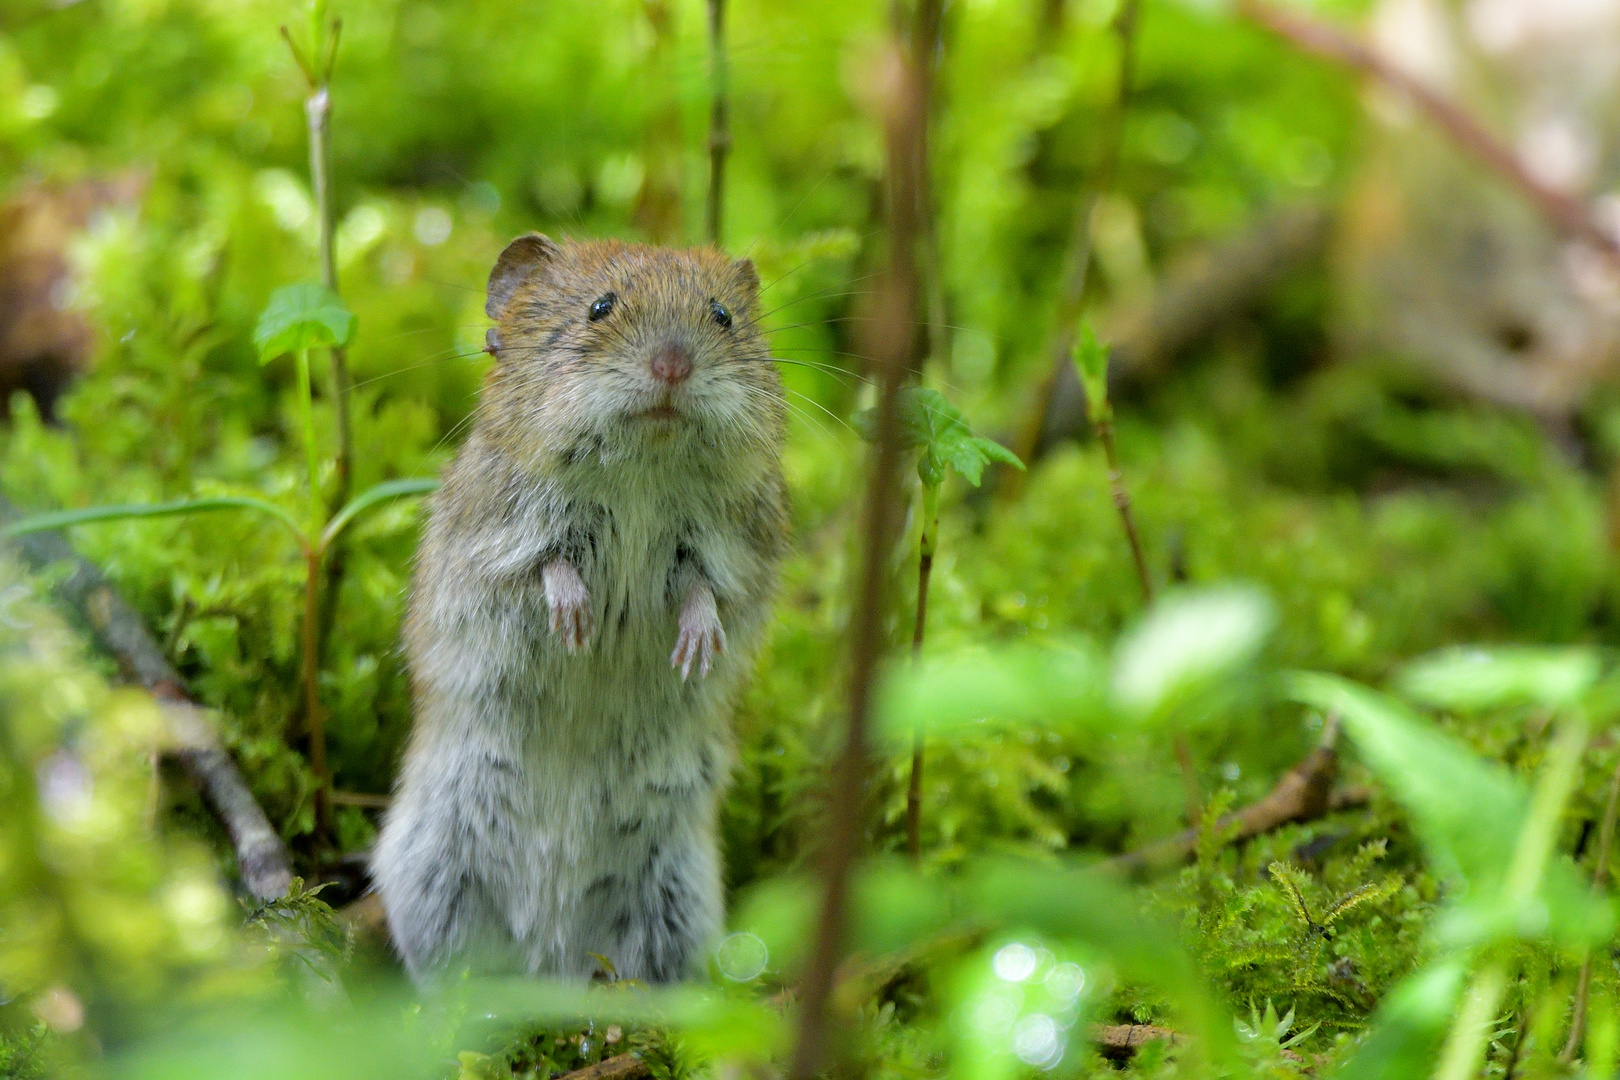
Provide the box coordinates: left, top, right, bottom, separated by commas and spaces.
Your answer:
1011, 0, 1142, 479
912, 0, 948, 370
293, 19, 351, 514
1563, 749, 1620, 1061
295, 349, 321, 515
302, 545, 330, 842
905, 480, 939, 858
1436, 714, 1590, 1080
788, 34, 923, 1080
705, 0, 730, 246
294, 346, 331, 842
1094, 414, 1153, 604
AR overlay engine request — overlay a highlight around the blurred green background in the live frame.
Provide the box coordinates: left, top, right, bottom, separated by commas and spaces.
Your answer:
6, 0, 1620, 1075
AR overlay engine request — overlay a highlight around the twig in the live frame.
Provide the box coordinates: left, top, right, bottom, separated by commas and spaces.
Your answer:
904, 484, 938, 858
1236, 0, 1620, 260
284, 14, 349, 844
704, 0, 730, 246
1031, 202, 1330, 459
1560, 750, 1620, 1061
0, 496, 293, 900
1011, 0, 1142, 484
1094, 410, 1152, 604
1092, 1023, 1185, 1060
557, 1055, 649, 1080
788, 33, 924, 1080
1108, 714, 1362, 875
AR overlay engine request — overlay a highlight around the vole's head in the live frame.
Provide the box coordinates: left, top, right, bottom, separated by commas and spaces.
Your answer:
480, 233, 784, 474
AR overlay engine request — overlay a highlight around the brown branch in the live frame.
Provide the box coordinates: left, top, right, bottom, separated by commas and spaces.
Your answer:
1108, 714, 1368, 876
1, 497, 293, 900
1032, 201, 1330, 459
788, 34, 925, 1080
558, 1055, 650, 1080
1094, 414, 1153, 603
704, 0, 730, 246
1092, 1023, 1185, 1061
1009, 0, 1142, 484
1237, 0, 1619, 260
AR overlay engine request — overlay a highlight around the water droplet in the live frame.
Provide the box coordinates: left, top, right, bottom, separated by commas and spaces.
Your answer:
993, 942, 1038, 982
714, 931, 769, 982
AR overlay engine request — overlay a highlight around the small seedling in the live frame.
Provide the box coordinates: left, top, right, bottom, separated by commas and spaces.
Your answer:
857, 385, 1022, 855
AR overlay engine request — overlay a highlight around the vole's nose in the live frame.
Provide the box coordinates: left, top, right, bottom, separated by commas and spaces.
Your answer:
649, 343, 693, 386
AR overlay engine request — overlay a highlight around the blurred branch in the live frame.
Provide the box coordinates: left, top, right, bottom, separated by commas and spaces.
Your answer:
1093, 1023, 1185, 1060
1108, 713, 1368, 876
705, 0, 730, 245
789, 34, 925, 1080
559, 1055, 650, 1080
1032, 201, 1331, 459
1237, 0, 1620, 260
1011, 0, 1142, 485
0, 496, 293, 901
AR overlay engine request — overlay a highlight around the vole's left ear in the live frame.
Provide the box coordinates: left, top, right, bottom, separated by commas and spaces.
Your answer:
733, 258, 760, 304
488, 233, 561, 319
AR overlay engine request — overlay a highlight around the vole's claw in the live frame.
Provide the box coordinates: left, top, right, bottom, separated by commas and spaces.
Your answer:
671, 609, 725, 681
542, 560, 594, 652
551, 599, 593, 651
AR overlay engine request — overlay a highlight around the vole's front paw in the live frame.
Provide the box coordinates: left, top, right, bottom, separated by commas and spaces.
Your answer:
543, 560, 594, 652
671, 585, 725, 680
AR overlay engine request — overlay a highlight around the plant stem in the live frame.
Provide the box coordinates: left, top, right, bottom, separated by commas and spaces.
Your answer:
788, 31, 923, 1080
1562, 748, 1620, 1061
1011, 0, 1142, 486
704, 0, 730, 246
1434, 963, 1510, 1080
295, 349, 321, 518
1436, 713, 1590, 1080
295, 345, 332, 842
1094, 414, 1153, 604
304, 59, 351, 513
905, 480, 939, 859
302, 544, 331, 843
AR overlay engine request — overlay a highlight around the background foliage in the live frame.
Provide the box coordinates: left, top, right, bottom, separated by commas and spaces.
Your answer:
3, 0, 1620, 1076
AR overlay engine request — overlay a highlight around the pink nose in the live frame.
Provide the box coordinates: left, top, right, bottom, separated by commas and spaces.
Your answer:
650, 343, 693, 385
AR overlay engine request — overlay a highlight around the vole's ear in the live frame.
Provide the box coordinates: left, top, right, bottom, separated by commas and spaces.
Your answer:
487, 233, 561, 319
733, 257, 760, 304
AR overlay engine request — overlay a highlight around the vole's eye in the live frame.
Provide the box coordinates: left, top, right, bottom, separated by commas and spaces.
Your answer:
588, 293, 617, 322
709, 299, 733, 330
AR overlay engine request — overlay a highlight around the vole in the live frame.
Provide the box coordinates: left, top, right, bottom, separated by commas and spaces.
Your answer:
372, 234, 788, 983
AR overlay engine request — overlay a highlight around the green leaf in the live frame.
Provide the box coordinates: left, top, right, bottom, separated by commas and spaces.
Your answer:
1334, 959, 1467, 1080
875, 638, 1110, 745
2, 496, 307, 548
1072, 322, 1110, 423
319, 477, 439, 551
1111, 587, 1275, 716
1398, 645, 1600, 713
1288, 672, 1611, 948
855, 387, 1023, 488
253, 282, 356, 363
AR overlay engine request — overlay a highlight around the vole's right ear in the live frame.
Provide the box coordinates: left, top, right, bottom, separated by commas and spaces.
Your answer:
486, 233, 561, 319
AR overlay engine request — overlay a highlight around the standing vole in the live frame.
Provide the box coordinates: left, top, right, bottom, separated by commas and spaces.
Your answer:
372, 234, 788, 983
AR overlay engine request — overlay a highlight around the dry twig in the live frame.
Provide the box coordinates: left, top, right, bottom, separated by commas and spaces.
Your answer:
1, 496, 293, 900
788, 32, 925, 1080
1108, 714, 1368, 876
1032, 202, 1330, 459
557, 1054, 649, 1080
704, 0, 730, 245
1092, 1023, 1185, 1060
1237, 0, 1620, 260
